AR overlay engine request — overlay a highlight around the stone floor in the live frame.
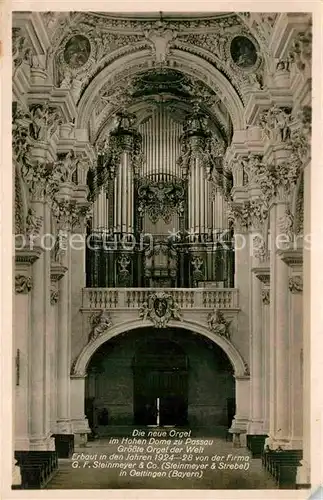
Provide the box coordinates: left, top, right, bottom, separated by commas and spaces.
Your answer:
46, 435, 278, 490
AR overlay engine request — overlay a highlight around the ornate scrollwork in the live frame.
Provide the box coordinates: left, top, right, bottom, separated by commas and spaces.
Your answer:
144, 21, 177, 64
262, 289, 270, 305
12, 103, 68, 201
207, 309, 231, 339
177, 108, 226, 183
289, 25, 312, 72
12, 27, 33, 71
15, 168, 25, 234
241, 153, 265, 185
288, 275, 303, 293
51, 199, 91, 231
88, 310, 112, 342
15, 274, 32, 294
139, 292, 182, 328
29, 103, 63, 143
138, 179, 185, 224
243, 362, 250, 376
259, 105, 292, 143
50, 284, 59, 305
227, 198, 268, 231
90, 111, 143, 202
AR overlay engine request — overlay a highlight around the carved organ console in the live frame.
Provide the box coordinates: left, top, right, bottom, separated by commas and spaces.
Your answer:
86, 105, 234, 288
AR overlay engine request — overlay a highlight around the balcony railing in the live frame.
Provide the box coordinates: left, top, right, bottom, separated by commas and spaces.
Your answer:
82, 288, 239, 310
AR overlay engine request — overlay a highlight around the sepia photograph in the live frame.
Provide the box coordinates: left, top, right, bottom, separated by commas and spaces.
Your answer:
6, 5, 318, 496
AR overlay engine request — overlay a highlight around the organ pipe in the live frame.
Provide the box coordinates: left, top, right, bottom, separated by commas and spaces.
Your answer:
138, 108, 183, 180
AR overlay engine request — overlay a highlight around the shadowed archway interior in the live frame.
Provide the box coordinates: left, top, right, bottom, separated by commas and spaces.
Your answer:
85, 327, 235, 435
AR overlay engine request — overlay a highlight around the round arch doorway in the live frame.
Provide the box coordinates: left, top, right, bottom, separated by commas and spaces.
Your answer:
132, 338, 188, 427
85, 327, 235, 435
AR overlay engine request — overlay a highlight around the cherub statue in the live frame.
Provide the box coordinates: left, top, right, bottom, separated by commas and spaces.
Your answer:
88, 310, 112, 342
207, 309, 231, 339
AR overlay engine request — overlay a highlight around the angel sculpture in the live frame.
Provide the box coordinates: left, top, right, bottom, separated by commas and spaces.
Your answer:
88, 310, 112, 343
139, 301, 150, 321
25, 208, 43, 236
207, 309, 231, 339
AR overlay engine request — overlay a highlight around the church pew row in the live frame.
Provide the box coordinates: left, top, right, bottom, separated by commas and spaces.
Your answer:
14, 451, 58, 489
261, 449, 303, 488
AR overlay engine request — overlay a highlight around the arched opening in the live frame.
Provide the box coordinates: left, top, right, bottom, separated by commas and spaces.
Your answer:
85, 327, 235, 437
132, 338, 188, 426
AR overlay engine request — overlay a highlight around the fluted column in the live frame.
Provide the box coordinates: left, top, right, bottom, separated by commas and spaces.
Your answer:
70, 212, 91, 443
267, 200, 291, 449
262, 285, 270, 433
55, 217, 72, 435
296, 161, 310, 486
29, 195, 55, 450
248, 260, 264, 435
288, 274, 303, 448
14, 267, 34, 450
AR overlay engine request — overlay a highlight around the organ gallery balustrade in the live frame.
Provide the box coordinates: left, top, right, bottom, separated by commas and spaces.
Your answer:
82, 287, 239, 310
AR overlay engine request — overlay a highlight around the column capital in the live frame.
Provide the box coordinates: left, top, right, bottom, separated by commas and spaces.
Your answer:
51, 198, 91, 231
228, 198, 268, 232
15, 245, 43, 267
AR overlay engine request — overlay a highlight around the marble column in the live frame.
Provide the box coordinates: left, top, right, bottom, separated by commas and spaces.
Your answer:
251, 267, 270, 437
27, 191, 55, 450
261, 280, 270, 434
70, 216, 91, 442
50, 263, 67, 435
266, 200, 291, 449
288, 274, 303, 449
56, 223, 72, 435
248, 260, 264, 435
296, 162, 310, 486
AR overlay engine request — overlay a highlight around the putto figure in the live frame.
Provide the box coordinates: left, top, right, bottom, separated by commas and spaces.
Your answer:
88, 310, 112, 342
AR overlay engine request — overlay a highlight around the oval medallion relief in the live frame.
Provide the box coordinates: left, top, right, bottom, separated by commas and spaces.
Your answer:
230, 36, 258, 69
63, 35, 91, 69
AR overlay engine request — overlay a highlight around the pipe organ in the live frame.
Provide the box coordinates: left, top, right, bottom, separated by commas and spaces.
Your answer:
86, 108, 234, 288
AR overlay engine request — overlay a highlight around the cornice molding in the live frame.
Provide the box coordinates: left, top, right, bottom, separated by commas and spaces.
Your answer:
50, 262, 68, 282
15, 245, 43, 266
277, 248, 303, 268
252, 266, 270, 285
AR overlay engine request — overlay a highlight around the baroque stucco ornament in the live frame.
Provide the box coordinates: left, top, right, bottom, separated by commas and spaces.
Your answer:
207, 309, 231, 339
288, 275, 303, 293
88, 310, 113, 342
262, 289, 270, 305
139, 292, 182, 328
144, 21, 177, 64
138, 179, 185, 223
50, 284, 59, 305
15, 274, 33, 294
